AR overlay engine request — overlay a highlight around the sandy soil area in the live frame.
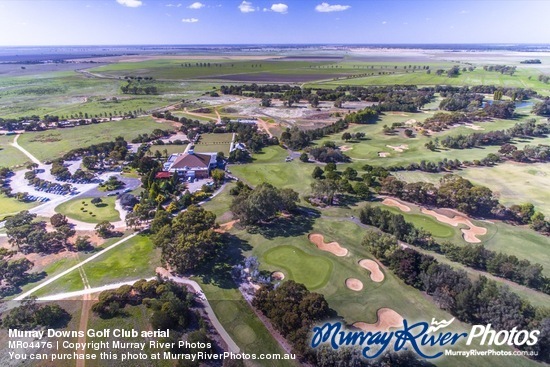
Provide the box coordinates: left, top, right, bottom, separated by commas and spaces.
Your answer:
308, 233, 348, 257
386, 144, 409, 152
272, 271, 285, 281
404, 119, 417, 126
382, 198, 411, 212
340, 145, 353, 152
345, 278, 364, 291
421, 209, 487, 243
378, 152, 390, 157
358, 259, 384, 282
464, 123, 485, 131
353, 308, 404, 332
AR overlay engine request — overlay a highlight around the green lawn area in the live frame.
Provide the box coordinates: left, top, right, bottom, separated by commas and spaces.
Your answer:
263, 245, 333, 289
148, 144, 187, 156
17, 117, 174, 161
193, 132, 233, 155
230, 146, 317, 196
0, 134, 32, 168
55, 196, 120, 223
0, 194, 38, 220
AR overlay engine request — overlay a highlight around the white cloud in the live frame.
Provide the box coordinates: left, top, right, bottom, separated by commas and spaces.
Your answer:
382, 21, 387, 24
182, 17, 199, 22
270, 3, 288, 13
188, 2, 204, 9
116, 0, 143, 8
238, 1, 256, 13
166, 3, 182, 7
315, 2, 350, 12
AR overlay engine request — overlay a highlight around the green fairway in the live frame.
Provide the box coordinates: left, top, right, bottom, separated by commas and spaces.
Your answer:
55, 196, 120, 223
0, 194, 38, 220
263, 245, 333, 289
17, 117, 174, 161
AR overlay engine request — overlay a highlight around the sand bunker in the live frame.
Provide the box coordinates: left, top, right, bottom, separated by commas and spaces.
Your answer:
386, 144, 409, 153
404, 119, 417, 126
378, 152, 390, 158
272, 271, 285, 281
359, 259, 384, 282
464, 123, 485, 131
340, 145, 353, 152
421, 209, 487, 243
353, 308, 404, 332
345, 278, 364, 291
215, 220, 238, 233
382, 198, 411, 212
308, 233, 348, 257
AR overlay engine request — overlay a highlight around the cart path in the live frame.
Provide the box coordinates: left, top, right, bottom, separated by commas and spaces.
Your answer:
11, 134, 41, 165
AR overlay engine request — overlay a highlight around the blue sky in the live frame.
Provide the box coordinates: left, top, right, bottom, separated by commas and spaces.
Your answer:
0, 0, 549, 45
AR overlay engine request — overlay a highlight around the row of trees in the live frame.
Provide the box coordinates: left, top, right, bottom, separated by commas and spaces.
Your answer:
359, 206, 550, 293
361, 230, 550, 363
280, 119, 349, 150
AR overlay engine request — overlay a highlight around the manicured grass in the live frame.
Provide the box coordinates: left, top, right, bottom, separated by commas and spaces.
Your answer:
372, 202, 457, 239
230, 146, 317, 195
200, 182, 235, 222
193, 132, 233, 155
55, 196, 120, 223
199, 281, 298, 367
0, 194, 38, 220
263, 245, 333, 289
17, 117, 174, 161
0, 135, 32, 168
148, 144, 187, 156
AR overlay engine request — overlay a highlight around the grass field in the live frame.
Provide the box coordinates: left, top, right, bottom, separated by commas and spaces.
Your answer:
55, 196, 120, 223
148, 144, 187, 156
263, 245, 333, 289
0, 134, 32, 168
17, 117, 173, 161
0, 194, 38, 220
193, 132, 233, 155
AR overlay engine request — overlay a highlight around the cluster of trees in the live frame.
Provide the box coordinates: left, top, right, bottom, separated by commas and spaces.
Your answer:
280, 119, 349, 150
360, 206, 550, 293
482, 65, 517, 75
63, 136, 130, 161
0, 248, 35, 297
6, 211, 75, 254
532, 98, 550, 116
131, 129, 172, 144
309, 164, 371, 205
230, 182, 299, 226
343, 107, 379, 124
253, 280, 333, 363
225, 121, 278, 153
307, 143, 350, 163
388, 154, 500, 173
152, 206, 223, 273
440, 120, 549, 149
120, 80, 158, 95
499, 143, 550, 163
1, 298, 70, 329
521, 59, 541, 64
361, 230, 550, 363
538, 74, 550, 84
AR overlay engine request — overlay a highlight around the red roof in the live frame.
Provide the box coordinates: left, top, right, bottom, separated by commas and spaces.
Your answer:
170, 152, 211, 169
155, 171, 172, 179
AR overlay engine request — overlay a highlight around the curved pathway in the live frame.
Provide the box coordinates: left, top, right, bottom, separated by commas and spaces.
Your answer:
10, 134, 41, 165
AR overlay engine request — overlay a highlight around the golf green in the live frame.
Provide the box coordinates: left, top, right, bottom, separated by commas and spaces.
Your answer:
263, 245, 333, 290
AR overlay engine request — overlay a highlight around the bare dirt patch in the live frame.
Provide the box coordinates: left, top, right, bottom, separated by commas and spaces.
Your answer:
340, 145, 353, 152
421, 209, 487, 243
404, 119, 417, 126
378, 152, 390, 158
308, 233, 348, 257
216, 220, 238, 233
386, 144, 409, 153
272, 271, 285, 281
464, 123, 485, 131
382, 198, 411, 212
353, 308, 404, 332
345, 278, 364, 291
358, 259, 384, 282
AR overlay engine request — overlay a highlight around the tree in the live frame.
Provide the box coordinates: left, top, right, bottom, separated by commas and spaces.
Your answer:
95, 221, 115, 238
299, 153, 309, 162
333, 98, 343, 108
311, 179, 341, 205
211, 169, 225, 188
50, 213, 68, 228
353, 182, 371, 199
75, 236, 92, 251
152, 205, 222, 273
404, 129, 414, 138
341, 132, 352, 141
311, 166, 324, 179
230, 183, 299, 225
260, 97, 272, 107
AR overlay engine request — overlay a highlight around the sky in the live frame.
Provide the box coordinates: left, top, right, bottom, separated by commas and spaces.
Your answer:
0, 0, 549, 46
